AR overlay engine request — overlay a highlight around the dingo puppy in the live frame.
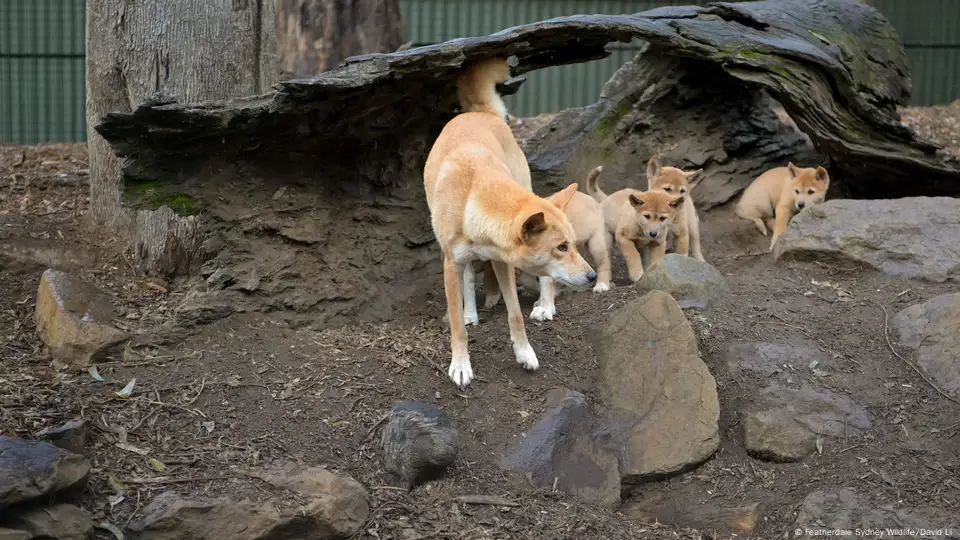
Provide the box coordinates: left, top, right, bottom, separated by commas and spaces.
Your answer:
644, 156, 706, 262
587, 170, 684, 282
423, 57, 596, 389
735, 162, 830, 251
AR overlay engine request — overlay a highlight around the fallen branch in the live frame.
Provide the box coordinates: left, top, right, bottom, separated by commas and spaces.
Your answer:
452, 495, 521, 507
120, 474, 240, 485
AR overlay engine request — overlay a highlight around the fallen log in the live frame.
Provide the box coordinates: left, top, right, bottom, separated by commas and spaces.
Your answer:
94, 0, 960, 332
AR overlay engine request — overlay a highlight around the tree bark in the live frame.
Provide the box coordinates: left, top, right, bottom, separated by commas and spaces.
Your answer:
276, 0, 404, 77
85, 0, 277, 278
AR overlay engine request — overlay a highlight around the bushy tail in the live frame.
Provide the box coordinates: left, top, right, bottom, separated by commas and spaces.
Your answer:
456, 58, 511, 121
585, 166, 607, 202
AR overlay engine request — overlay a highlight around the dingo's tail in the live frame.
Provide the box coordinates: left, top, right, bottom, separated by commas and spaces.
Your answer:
585, 166, 607, 202
456, 58, 510, 121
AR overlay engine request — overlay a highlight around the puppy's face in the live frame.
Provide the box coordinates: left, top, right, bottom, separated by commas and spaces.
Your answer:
515, 184, 596, 286
787, 163, 830, 211
628, 190, 684, 242
646, 156, 702, 200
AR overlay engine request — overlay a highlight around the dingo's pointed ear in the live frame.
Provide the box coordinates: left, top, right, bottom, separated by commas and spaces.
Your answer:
549, 183, 579, 211
520, 212, 547, 243
628, 193, 645, 208
669, 194, 685, 209
787, 162, 799, 178
646, 156, 662, 181
815, 166, 830, 184
685, 168, 704, 189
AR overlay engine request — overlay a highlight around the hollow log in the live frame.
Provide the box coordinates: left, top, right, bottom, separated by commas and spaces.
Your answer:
94, 0, 960, 332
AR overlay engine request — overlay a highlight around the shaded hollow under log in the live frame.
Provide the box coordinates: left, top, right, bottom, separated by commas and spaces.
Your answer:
95, 0, 960, 333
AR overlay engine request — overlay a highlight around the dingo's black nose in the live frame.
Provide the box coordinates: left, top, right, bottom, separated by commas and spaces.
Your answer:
587, 271, 597, 282
797, 201, 806, 209
648, 231, 658, 238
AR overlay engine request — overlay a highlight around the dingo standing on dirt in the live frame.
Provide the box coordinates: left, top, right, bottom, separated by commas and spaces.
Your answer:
735, 162, 830, 251
644, 156, 706, 262
422, 57, 596, 389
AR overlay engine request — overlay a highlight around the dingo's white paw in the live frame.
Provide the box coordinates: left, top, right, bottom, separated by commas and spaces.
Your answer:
530, 304, 556, 321
513, 342, 539, 371
447, 355, 474, 388
592, 281, 611, 293
464, 309, 480, 326
483, 293, 501, 309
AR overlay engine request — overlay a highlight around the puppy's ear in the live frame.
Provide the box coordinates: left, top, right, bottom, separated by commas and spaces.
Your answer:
646, 156, 662, 182
628, 193, 645, 208
549, 183, 579, 212
685, 168, 704, 190
520, 212, 547, 244
669, 194, 685, 209
815, 166, 830, 185
787, 162, 799, 178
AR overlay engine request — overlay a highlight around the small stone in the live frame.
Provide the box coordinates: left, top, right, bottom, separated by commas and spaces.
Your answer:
724, 340, 829, 380
381, 401, 459, 489
0, 504, 93, 540
499, 389, 620, 506
0, 437, 91, 511
36, 419, 89, 455
35, 269, 128, 370
637, 254, 729, 309
205, 268, 234, 290
893, 293, 960, 397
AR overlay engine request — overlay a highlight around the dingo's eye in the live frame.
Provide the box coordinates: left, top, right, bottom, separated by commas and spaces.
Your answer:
663, 187, 672, 192
794, 189, 800, 195
679, 188, 686, 194
807, 188, 816, 195
557, 242, 568, 253
642, 213, 652, 220
659, 215, 667, 222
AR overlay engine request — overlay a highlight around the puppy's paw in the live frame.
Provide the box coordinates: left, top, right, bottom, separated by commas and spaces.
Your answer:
463, 310, 480, 326
447, 355, 474, 388
483, 293, 501, 309
530, 304, 556, 321
513, 342, 539, 371
592, 281, 612, 293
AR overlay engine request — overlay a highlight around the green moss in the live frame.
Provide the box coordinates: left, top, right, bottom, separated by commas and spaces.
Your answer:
594, 103, 633, 138
738, 50, 770, 60
124, 179, 201, 216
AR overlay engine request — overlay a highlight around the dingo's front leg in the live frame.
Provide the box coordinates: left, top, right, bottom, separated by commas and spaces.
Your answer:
530, 277, 557, 321
490, 260, 539, 372
443, 254, 473, 388
618, 232, 645, 283
462, 263, 480, 326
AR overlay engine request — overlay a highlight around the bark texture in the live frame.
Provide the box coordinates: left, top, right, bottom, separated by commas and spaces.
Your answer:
85, 0, 277, 277
276, 0, 404, 77
91, 0, 960, 334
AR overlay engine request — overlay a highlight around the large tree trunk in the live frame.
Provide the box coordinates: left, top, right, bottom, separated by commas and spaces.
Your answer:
276, 0, 404, 77
85, 0, 277, 278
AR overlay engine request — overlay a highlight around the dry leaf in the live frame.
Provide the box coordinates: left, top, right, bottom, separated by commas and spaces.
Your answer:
116, 442, 151, 456
201, 421, 215, 435
272, 186, 288, 200
815, 435, 824, 455
88, 365, 105, 382
147, 457, 167, 472
113, 379, 137, 398
97, 521, 125, 540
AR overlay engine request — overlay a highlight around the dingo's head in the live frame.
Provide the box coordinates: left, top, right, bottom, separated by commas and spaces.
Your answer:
787, 163, 830, 211
514, 183, 596, 286
628, 190, 685, 241
646, 155, 702, 199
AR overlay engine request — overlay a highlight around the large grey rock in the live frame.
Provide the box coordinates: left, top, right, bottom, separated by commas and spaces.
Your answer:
0, 529, 30, 540
774, 198, 960, 282
894, 293, 960, 397
595, 290, 720, 482
380, 401, 458, 489
637, 254, 729, 309
35, 269, 128, 370
789, 488, 959, 539
499, 389, 620, 506
744, 385, 870, 462
0, 437, 90, 510
0, 504, 93, 540
35, 419, 89, 455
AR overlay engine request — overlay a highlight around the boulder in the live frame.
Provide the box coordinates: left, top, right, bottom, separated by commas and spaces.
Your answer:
594, 290, 720, 482
893, 293, 960, 397
774, 198, 960, 283
35, 419, 89, 455
499, 389, 620, 506
743, 385, 870, 462
380, 401, 459, 489
623, 496, 763, 536
35, 269, 128, 369
0, 504, 93, 540
637, 254, 729, 309
789, 488, 959, 539
0, 437, 90, 510
724, 340, 830, 381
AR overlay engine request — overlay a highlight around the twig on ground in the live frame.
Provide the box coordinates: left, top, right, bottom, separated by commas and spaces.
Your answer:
362, 413, 389, 444
186, 377, 206, 404
119, 474, 240, 485
452, 494, 520, 507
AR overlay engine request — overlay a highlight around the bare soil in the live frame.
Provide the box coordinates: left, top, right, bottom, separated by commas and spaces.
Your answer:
2, 117, 960, 539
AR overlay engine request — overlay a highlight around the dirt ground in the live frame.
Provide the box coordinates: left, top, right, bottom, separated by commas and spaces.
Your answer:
2, 102, 959, 540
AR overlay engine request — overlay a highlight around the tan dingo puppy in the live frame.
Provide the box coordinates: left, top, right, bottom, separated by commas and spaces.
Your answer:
423, 57, 596, 389
587, 171, 684, 282
644, 156, 706, 262
735, 162, 830, 251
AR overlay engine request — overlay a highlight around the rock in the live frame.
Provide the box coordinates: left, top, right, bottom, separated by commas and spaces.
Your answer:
0, 504, 93, 540
774, 198, 960, 283
499, 389, 620, 506
789, 488, 959, 539
0, 529, 30, 540
35, 419, 89, 455
0, 437, 90, 511
743, 385, 870, 462
594, 290, 720, 482
381, 401, 459, 489
637, 254, 729, 309
623, 496, 762, 536
35, 269, 128, 370
893, 293, 960, 397
724, 340, 830, 381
